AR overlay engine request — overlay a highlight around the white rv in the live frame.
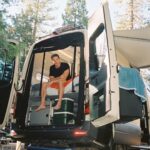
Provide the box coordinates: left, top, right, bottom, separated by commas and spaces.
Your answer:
0, 1, 150, 149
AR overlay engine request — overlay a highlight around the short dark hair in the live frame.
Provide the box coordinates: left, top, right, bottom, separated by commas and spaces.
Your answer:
51, 54, 60, 59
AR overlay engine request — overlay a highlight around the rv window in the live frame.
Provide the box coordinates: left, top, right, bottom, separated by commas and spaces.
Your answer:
90, 87, 106, 120
0, 51, 14, 84
0, 50, 7, 81
89, 24, 111, 120
89, 23, 105, 70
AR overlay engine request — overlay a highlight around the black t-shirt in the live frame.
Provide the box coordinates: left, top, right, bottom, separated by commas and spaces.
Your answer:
49, 62, 71, 80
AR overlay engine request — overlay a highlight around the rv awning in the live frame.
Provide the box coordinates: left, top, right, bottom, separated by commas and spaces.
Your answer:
114, 27, 150, 68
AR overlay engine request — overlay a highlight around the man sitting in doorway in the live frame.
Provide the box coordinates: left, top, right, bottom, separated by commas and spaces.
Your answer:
35, 53, 71, 111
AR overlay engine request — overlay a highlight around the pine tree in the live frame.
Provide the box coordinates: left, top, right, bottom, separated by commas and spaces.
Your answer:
0, 0, 8, 45
9, 0, 55, 43
10, 13, 34, 45
7, 0, 56, 68
112, 0, 150, 30
143, 0, 150, 27
23, 0, 55, 40
0, 0, 18, 61
62, 0, 88, 29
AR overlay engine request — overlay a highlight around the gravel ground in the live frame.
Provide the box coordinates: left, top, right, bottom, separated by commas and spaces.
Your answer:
0, 143, 26, 150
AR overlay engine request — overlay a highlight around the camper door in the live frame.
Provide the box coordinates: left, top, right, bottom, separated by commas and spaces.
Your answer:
0, 53, 19, 128
88, 1, 120, 127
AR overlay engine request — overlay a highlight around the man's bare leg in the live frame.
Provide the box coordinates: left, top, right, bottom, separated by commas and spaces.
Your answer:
35, 82, 48, 111
54, 80, 64, 110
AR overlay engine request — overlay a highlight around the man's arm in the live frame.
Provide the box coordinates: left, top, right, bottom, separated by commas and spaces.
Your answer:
60, 69, 70, 80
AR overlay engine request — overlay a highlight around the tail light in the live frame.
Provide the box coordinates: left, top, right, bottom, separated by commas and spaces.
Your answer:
73, 129, 88, 137
84, 102, 90, 114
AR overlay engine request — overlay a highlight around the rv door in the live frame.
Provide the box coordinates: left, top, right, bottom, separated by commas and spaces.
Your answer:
88, 1, 120, 127
0, 53, 19, 128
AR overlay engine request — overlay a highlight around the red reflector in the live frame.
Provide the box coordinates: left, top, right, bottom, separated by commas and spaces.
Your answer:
84, 103, 90, 114
73, 129, 88, 137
